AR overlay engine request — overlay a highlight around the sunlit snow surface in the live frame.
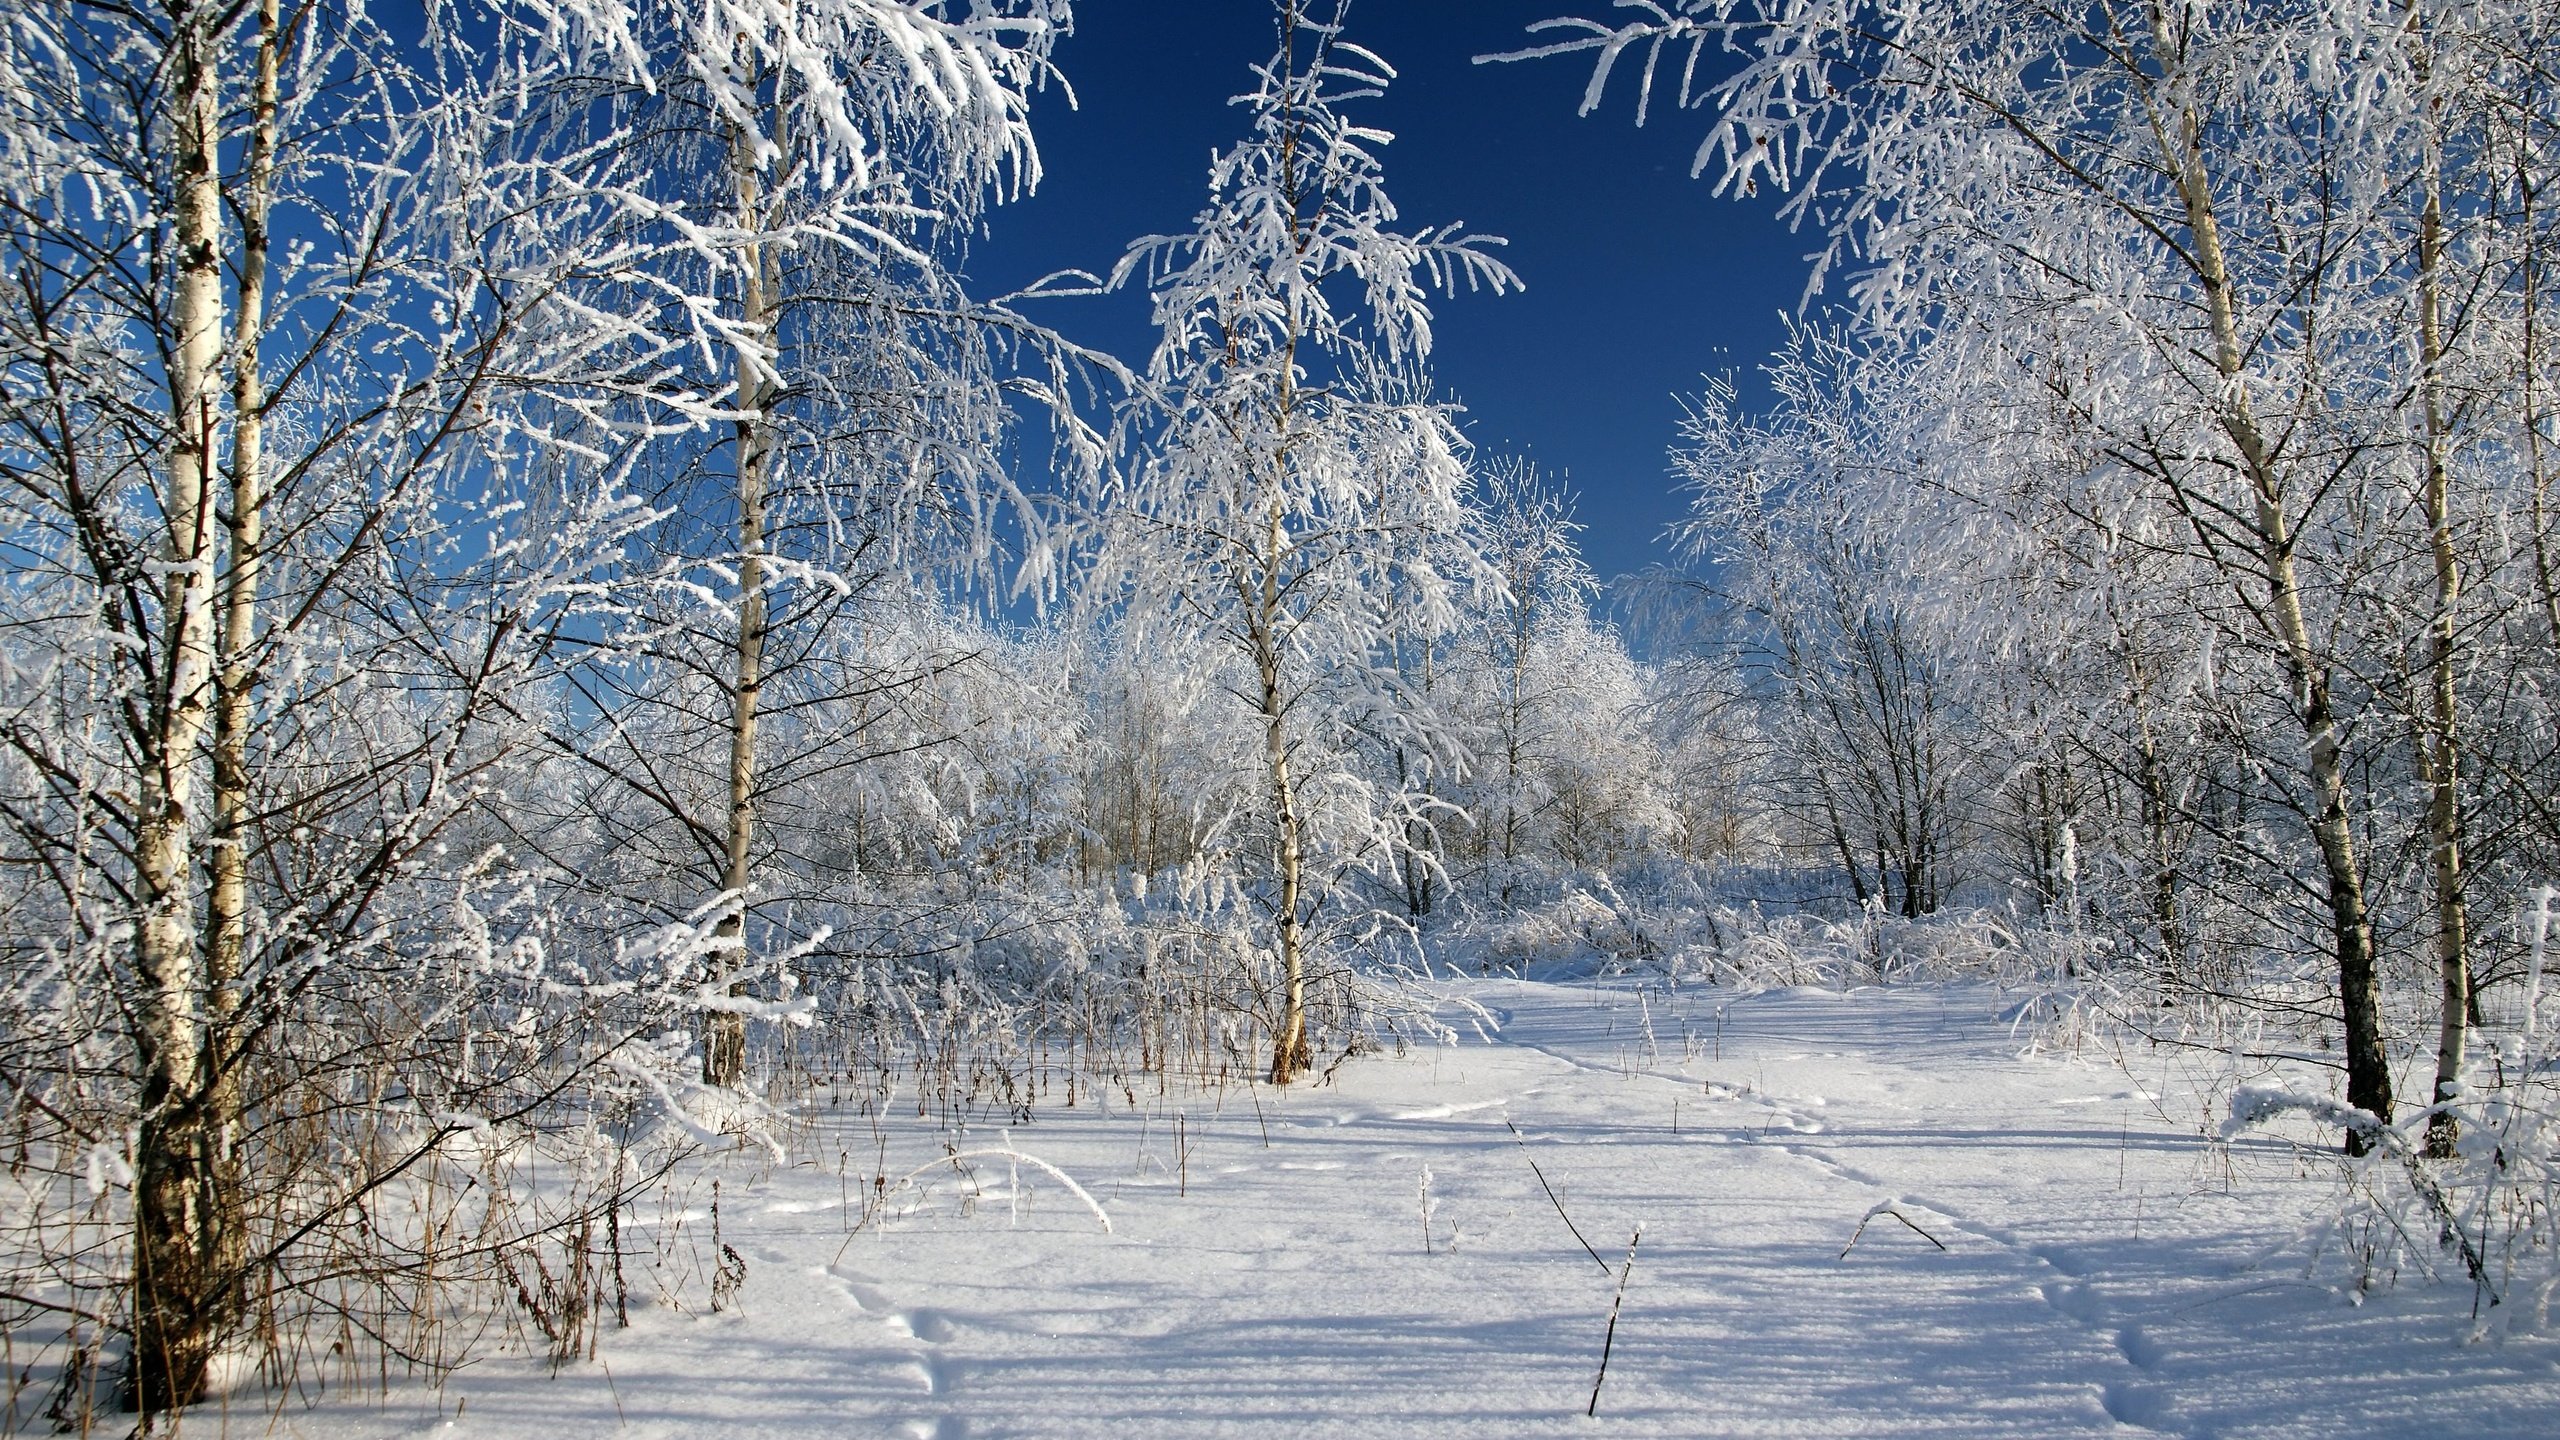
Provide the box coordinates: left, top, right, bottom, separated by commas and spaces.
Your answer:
260, 981, 2558, 1438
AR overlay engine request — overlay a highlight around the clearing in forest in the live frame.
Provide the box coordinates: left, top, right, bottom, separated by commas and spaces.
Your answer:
264, 979, 2558, 1440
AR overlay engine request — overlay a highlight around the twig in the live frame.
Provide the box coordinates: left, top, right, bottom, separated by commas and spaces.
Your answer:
0, 1289, 107, 1326
892, 1147, 1113, 1233
598, 1356, 628, 1429
1839, 1200, 1949, 1259
1587, 1228, 1641, 1418
1507, 1118, 1611, 1275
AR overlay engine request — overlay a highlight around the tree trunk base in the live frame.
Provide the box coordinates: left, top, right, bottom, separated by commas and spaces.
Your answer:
1268, 1030, 1310, 1087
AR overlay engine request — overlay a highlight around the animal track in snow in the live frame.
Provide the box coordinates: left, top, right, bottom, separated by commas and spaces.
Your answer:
890, 1357, 936, 1392
824, 1265, 892, 1313
1760, 1112, 2194, 1432
2100, 1380, 2185, 1434
2042, 1280, 2109, 1326
1385, 1095, 1517, 1122
886, 1308, 955, 1344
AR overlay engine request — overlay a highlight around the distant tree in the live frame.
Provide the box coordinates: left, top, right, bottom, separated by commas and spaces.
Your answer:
1471, 459, 1598, 901
1435, 460, 1678, 899
1673, 353, 1987, 919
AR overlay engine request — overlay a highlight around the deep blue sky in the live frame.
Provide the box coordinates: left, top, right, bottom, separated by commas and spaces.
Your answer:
965, 0, 1817, 584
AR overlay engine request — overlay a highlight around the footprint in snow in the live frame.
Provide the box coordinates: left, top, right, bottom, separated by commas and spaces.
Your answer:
885, 1351, 956, 1397
1820, 1158, 1883, 1188
2099, 1379, 2185, 1433
825, 1266, 892, 1313
2041, 1279, 2109, 1325
887, 1309, 955, 1343
892, 1357, 936, 1392
2030, 1242, 2092, 1278
2116, 1324, 2165, 1370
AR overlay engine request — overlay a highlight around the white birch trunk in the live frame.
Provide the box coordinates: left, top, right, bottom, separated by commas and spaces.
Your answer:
2148, 30, 2393, 1145
706, 115, 776, 1090
1258, 496, 1311, 1085
130, 0, 234, 1411
2407, 13, 2471, 1158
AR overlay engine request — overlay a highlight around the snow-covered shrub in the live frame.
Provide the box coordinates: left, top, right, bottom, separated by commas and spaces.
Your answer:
2224, 1044, 2560, 1333
769, 849, 1459, 1124
1464, 888, 1659, 972
1423, 856, 2098, 995
0, 847, 737, 1411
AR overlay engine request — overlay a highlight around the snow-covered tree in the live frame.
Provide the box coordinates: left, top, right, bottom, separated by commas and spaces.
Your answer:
1094, 0, 1514, 1083
1516, 0, 2560, 1148
1067, 622, 1239, 884
0, 0, 730, 1409
1463, 459, 1597, 901
1672, 346, 1993, 919
1429, 460, 1679, 901
516, 0, 1089, 1085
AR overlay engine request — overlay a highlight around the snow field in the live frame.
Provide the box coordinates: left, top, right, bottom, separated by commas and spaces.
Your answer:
254, 980, 2560, 1439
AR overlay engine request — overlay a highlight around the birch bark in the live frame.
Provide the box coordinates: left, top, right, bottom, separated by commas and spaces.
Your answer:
707, 106, 778, 1089
2404, 7, 2471, 1157
129, 0, 235, 1409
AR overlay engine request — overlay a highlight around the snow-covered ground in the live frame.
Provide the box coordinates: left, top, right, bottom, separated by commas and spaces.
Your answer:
247, 979, 2557, 1439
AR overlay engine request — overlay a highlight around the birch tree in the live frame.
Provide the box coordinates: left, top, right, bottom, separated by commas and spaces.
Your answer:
1098, 0, 1513, 1083
0, 0, 729, 1409
518, 0, 1084, 1087
1672, 348, 1992, 919
1511, 0, 2546, 1147
1467, 459, 1595, 903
